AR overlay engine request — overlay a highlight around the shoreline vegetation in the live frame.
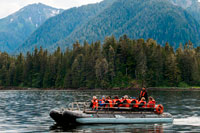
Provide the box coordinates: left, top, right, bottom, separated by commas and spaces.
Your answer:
0, 87, 200, 91
0, 36, 200, 89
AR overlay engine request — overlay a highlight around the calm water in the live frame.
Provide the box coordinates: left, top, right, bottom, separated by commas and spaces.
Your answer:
0, 90, 200, 132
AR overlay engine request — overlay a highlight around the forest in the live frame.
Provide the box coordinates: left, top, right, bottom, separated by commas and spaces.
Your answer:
0, 35, 200, 89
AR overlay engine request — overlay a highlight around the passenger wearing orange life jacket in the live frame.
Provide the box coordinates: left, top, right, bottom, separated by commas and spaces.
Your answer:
123, 95, 131, 107
99, 96, 105, 107
138, 97, 146, 108
139, 87, 148, 102
105, 96, 113, 108
118, 97, 124, 107
147, 96, 156, 108
131, 97, 139, 108
113, 96, 120, 107
91, 96, 98, 110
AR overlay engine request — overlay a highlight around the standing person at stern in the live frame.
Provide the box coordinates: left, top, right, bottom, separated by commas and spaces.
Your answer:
139, 87, 148, 102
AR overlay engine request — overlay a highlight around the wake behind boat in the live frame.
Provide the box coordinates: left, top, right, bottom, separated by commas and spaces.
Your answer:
50, 102, 173, 125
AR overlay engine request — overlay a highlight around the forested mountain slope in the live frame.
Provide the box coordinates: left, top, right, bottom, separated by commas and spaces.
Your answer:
0, 3, 62, 53
19, 0, 200, 53
18, 0, 116, 53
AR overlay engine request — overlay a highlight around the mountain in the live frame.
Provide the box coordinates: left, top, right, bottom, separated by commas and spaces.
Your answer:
168, 0, 200, 21
19, 0, 200, 53
18, 0, 116, 53
0, 3, 63, 53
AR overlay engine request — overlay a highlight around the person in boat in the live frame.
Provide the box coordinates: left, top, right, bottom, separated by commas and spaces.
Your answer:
113, 96, 120, 107
131, 97, 139, 108
118, 96, 124, 107
147, 96, 156, 108
105, 96, 113, 108
138, 97, 146, 108
123, 95, 131, 107
99, 96, 105, 107
139, 87, 148, 102
90, 96, 98, 110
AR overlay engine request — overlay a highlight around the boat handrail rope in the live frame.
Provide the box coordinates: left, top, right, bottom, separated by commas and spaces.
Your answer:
67, 102, 163, 114
68, 102, 90, 111
68, 102, 159, 110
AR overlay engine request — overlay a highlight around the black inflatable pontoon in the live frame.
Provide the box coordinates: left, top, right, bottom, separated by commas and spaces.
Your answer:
50, 102, 173, 125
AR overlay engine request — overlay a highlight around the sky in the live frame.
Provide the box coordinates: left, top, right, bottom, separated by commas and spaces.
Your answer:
0, 0, 103, 19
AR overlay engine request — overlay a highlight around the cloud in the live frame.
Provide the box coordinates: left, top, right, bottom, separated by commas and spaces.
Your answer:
0, 0, 103, 18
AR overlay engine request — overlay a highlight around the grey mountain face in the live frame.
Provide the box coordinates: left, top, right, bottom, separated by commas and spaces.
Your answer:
0, 3, 63, 53
168, 0, 200, 21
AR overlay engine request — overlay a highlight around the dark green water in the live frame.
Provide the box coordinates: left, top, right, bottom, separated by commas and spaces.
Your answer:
0, 90, 200, 132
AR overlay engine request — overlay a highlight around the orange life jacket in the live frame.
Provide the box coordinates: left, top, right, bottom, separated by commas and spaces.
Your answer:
138, 100, 146, 108
99, 99, 105, 106
112, 99, 118, 103
131, 99, 138, 108
113, 99, 120, 107
123, 99, 131, 107
140, 91, 146, 97
91, 99, 98, 109
108, 99, 113, 107
118, 99, 124, 107
105, 99, 113, 108
147, 100, 155, 108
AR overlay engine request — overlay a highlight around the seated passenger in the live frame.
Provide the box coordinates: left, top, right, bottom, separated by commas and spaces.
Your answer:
118, 97, 124, 107
138, 97, 146, 108
105, 96, 113, 108
99, 96, 105, 107
131, 97, 139, 108
91, 96, 98, 110
123, 95, 131, 107
113, 96, 120, 107
147, 96, 156, 108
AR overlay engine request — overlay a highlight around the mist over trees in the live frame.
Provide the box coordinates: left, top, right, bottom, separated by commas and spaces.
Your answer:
0, 35, 200, 89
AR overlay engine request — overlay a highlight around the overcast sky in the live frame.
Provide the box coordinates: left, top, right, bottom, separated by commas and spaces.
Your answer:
0, 0, 103, 18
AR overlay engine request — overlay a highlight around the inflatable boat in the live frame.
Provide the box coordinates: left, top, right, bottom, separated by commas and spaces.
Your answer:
50, 102, 173, 125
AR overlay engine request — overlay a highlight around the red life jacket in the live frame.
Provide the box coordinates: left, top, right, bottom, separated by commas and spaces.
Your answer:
147, 100, 156, 108
113, 99, 119, 107
140, 91, 146, 97
131, 99, 138, 108
138, 100, 146, 108
147, 100, 155, 108
99, 99, 105, 104
105, 99, 113, 108
99, 99, 105, 106
123, 99, 131, 107
91, 99, 98, 109
113, 99, 118, 103
118, 99, 124, 107
108, 99, 113, 107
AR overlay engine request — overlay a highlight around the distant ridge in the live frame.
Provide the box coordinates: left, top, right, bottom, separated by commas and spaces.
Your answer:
18, 0, 116, 53
18, 0, 200, 53
0, 3, 63, 53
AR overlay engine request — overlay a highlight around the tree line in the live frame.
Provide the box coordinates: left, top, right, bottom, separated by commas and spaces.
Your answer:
0, 35, 200, 89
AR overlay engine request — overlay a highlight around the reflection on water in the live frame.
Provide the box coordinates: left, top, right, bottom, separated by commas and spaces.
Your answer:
50, 124, 169, 132
0, 90, 199, 132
